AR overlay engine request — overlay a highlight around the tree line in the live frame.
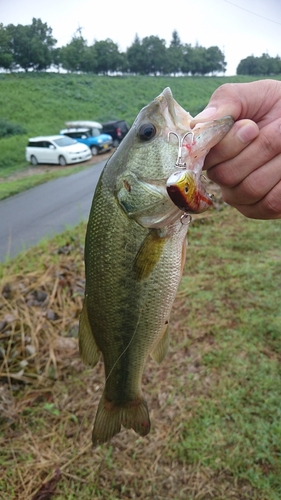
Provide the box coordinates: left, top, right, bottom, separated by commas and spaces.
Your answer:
0, 18, 280, 76
237, 53, 281, 76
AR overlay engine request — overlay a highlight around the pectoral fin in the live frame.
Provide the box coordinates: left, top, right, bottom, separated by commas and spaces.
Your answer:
150, 322, 170, 364
133, 230, 166, 281
78, 302, 101, 367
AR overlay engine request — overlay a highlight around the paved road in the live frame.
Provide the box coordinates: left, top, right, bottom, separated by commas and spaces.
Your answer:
0, 161, 106, 262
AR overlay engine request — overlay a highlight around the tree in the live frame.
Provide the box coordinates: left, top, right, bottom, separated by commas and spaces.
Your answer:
181, 43, 193, 74
165, 31, 184, 75
28, 18, 57, 70
237, 55, 262, 75
52, 47, 62, 72
94, 39, 123, 74
141, 35, 167, 75
82, 45, 98, 73
6, 18, 56, 71
0, 24, 13, 70
6, 23, 31, 71
272, 56, 281, 75
182, 44, 207, 75
182, 44, 226, 75
237, 53, 281, 75
127, 34, 147, 74
206, 46, 226, 74
60, 34, 89, 72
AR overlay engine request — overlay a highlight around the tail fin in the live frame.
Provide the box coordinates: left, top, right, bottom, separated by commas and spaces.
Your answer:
92, 392, 150, 446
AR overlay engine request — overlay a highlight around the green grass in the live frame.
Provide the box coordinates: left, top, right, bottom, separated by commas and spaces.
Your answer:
1, 207, 281, 498
170, 211, 281, 497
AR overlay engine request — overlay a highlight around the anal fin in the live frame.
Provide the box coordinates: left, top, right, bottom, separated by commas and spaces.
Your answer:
150, 322, 170, 364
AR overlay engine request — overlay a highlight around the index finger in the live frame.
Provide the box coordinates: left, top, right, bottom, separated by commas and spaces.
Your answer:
204, 119, 259, 170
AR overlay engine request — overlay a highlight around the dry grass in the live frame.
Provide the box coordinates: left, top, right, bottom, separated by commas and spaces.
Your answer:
0, 196, 280, 499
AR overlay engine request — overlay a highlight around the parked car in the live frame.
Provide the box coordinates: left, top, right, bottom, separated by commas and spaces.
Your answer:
60, 126, 113, 156
102, 120, 129, 147
25, 135, 92, 166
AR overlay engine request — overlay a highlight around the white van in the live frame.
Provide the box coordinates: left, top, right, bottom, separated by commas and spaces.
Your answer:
25, 135, 92, 166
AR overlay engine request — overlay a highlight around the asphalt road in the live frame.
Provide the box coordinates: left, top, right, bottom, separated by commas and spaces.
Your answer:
0, 161, 106, 262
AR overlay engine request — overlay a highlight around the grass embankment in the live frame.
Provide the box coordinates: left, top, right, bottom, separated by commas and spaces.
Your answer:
1, 203, 281, 499
2, 73, 280, 199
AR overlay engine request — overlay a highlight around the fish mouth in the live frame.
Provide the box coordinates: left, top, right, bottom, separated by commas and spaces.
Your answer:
160, 87, 193, 132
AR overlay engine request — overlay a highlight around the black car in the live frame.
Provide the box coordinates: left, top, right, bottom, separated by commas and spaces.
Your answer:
102, 120, 129, 148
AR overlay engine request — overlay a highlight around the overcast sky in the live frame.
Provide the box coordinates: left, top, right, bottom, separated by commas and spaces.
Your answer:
1, 0, 281, 75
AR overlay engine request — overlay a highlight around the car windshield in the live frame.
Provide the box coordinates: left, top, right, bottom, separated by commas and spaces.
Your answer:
91, 127, 102, 137
53, 137, 77, 147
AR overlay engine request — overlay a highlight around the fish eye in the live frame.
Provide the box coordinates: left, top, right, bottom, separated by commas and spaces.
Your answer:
184, 185, 189, 194
138, 123, 156, 141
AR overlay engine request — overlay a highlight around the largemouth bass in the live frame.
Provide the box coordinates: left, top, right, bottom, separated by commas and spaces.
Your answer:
79, 88, 233, 446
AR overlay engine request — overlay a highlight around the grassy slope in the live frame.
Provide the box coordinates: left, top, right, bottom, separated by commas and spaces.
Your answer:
1, 73, 279, 175
2, 73, 281, 199
1, 205, 281, 499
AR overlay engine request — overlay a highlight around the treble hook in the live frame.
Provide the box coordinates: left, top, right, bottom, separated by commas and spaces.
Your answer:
168, 131, 194, 168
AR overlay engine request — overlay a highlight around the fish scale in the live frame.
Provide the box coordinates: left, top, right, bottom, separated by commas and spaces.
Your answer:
78, 87, 233, 445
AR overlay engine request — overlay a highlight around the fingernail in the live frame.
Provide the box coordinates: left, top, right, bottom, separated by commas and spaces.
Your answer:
192, 107, 217, 122
236, 123, 259, 143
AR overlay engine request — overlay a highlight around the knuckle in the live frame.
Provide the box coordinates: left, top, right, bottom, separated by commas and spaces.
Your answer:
219, 187, 233, 205
207, 161, 239, 188
260, 121, 281, 158
264, 189, 281, 218
212, 83, 239, 100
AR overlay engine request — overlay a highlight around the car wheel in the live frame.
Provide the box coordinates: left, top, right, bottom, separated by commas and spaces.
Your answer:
113, 139, 119, 148
30, 155, 38, 166
91, 146, 98, 156
59, 155, 67, 166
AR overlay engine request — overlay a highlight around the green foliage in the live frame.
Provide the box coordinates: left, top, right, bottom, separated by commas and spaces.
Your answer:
5, 18, 56, 71
94, 38, 124, 74
0, 23, 229, 75
237, 53, 281, 76
60, 34, 97, 73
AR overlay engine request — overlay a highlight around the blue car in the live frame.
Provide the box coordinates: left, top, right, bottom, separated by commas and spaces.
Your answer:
60, 126, 113, 156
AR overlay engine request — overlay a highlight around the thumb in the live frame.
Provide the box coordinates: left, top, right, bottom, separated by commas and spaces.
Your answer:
190, 79, 280, 126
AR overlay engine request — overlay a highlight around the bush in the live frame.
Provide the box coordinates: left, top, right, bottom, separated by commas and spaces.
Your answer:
0, 118, 27, 138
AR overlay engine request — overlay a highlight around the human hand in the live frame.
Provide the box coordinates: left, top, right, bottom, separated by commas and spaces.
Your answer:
191, 79, 281, 219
